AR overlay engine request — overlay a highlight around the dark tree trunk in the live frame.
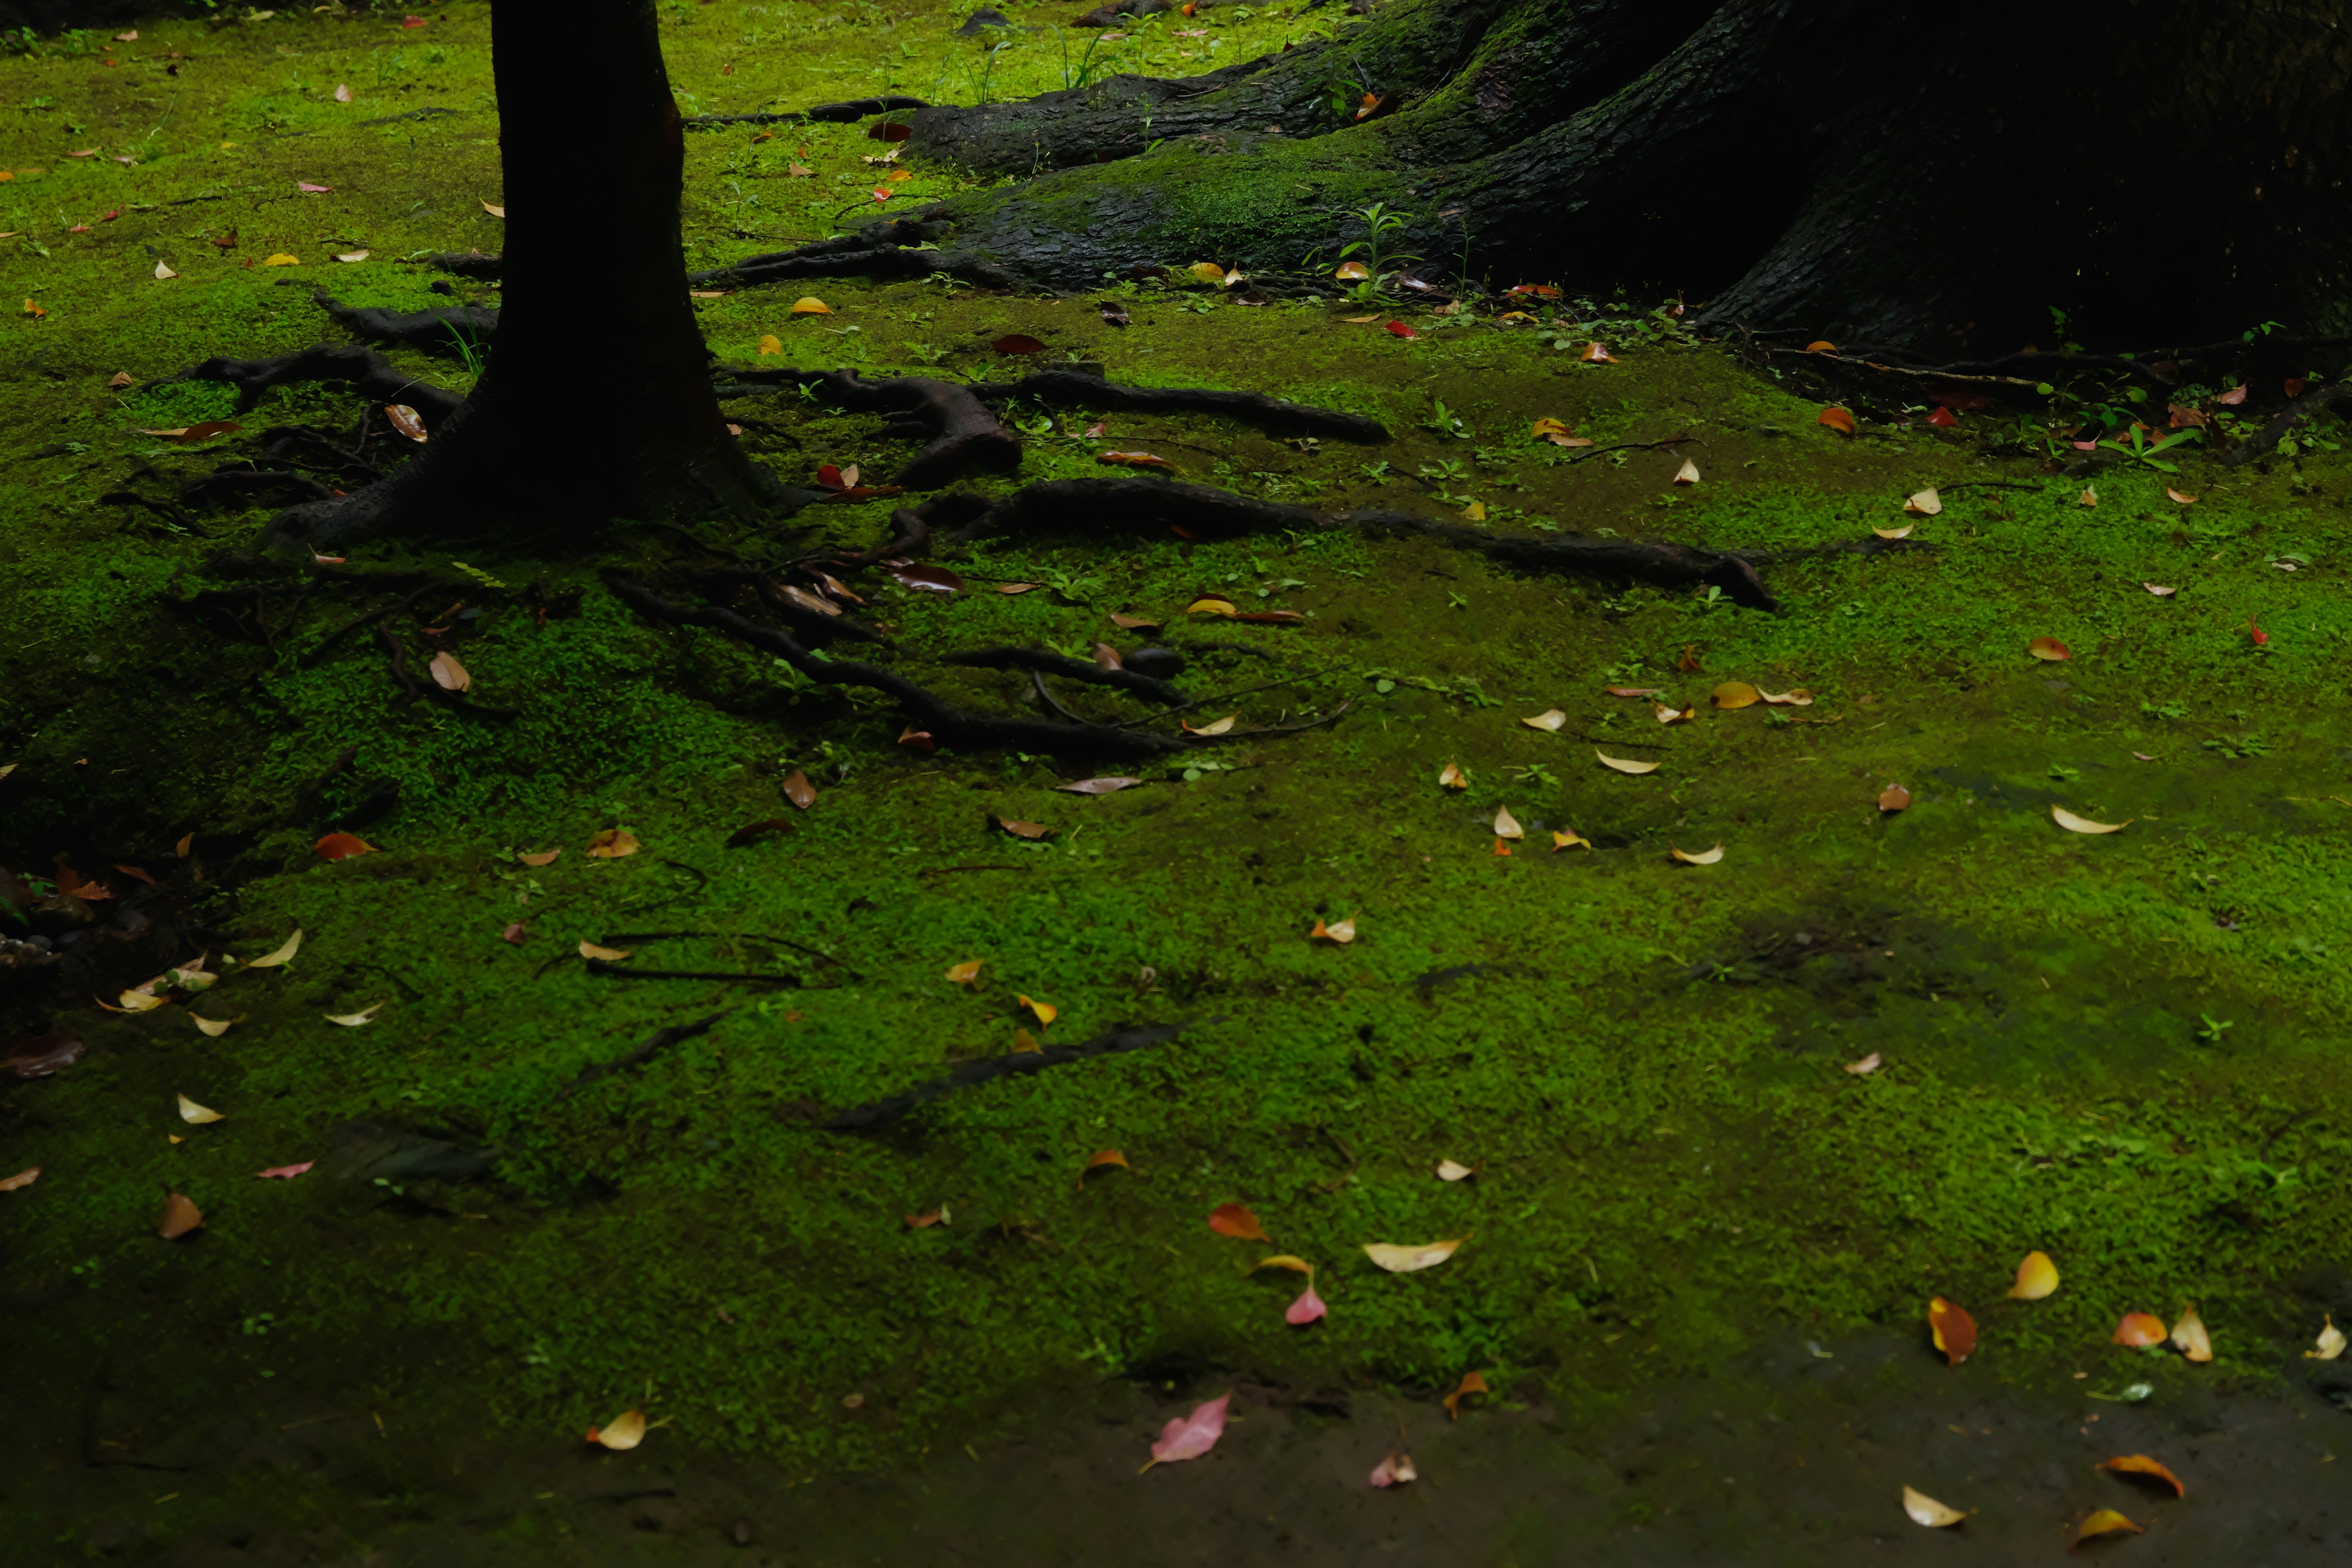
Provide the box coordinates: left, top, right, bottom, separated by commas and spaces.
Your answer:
820, 0, 2352, 353
266, 0, 780, 549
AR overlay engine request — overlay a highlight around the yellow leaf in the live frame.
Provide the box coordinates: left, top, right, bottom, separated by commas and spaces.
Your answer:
1670, 842, 1724, 865
1443, 1370, 1487, 1419
758, 333, 782, 356
1252, 1254, 1314, 1275
789, 296, 832, 315
1434, 1159, 1475, 1182
2008, 1250, 2059, 1300
2073, 1509, 2144, 1547
1463, 501, 1486, 522
578, 941, 632, 962
2098, 1455, 2184, 1496
1901, 1486, 1966, 1528
1492, 805, 1523, 840
586, 827, 640, 858
1185, 597, 1237, 617
1340, 314, 1380, 323
2171, 1303, 2212, 1362
1520, 709, 1566, 731
1672, 457, 1700, 484
2051, 804, 2130, 835
325, 1003, 385, 1027
177, 1093, 225, 1125
1011, 1028, 1042, 1054
1017, 993, 1057, 1026
1653, 701, 1694, 725
261, 253, 301, 266
1334, 261, 1370, 281
1363, 1238, 1463, 1273
22, 298, 45, 318
2027, 635, 2071, 662
1308, 916, 1357, 944
944, 959, 983, 984
1437, 761, 1468, 790
481, 200, 505, 218
1596, 750, 1659, 775
2307, 1316, 2345, 1360
2079, 486, 2098, 507
246, 929, 303, 968
1711, 681, 1761, 709
1872, 524, 1914, 540
1187, 261, 1228, 284
117, 989, 171, 1012
190, 1012, 243, 1038
589, 1407, 649, 1451
1904, 488, 1942, 516
1551, 829, 1591, 851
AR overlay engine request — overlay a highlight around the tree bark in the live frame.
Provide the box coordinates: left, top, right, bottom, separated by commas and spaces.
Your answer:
808, 0, 2352, 353
264, 0, 781, 550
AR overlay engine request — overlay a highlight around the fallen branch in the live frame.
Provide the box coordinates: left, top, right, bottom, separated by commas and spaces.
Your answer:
824, 1017, 1214, 1129
969, 369, 1389, 442
2225, 381, 2350, 466
549, 1010, 732, 1104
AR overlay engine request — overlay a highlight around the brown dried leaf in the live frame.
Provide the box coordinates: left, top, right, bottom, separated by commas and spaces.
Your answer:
428, 650, 470, 692
1057, 776, 1139, 794
1879, 784, 1912, 812
158, 1190, 204, 1239
993, 815, 1052, 840
725, 818, 794, 848
385, 404, 428, 442
1208, 1202, 1270, 1241
585, 828, 639, 859
782, 769, 817, 810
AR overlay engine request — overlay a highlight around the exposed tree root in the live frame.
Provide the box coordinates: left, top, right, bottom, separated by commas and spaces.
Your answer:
682, 94, 929, 130
2226, 381, 2351, 466
937, 645, 1186, 707
313, 292, 498, 353
549, 1010, 733, 1104
684, 215, 1024, 292
823, 1017, 1212, 1131
151, 344, 461, 428
971, 368, 1389, 442
415, 249, 503, 280
949, 477, 1781, 610
712, 366, 1020, 488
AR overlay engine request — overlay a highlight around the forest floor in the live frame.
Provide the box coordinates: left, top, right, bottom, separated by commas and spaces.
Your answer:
6, 4, 2352, 1564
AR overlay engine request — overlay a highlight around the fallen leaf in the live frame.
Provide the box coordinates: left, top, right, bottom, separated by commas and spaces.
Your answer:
944, 959, 982, 984
1340, 313, 1380, 323
1236, 609, 1306, 625
2143, 582, 2175, 596
1363, 1238, 1463, 1273
1605, 686, 1662, 698
1902, 1487, 1967, 1528
1529, 416, 1591, 447
2098, 1455, 2184, 1497
518, 849, 560, 867
585, 828, 639, 858
2028, 636, 2072, 662
325, 1002, 385, 1027
2073, 1509, 2144, 1548
1209, 1203, 1269, 1240
153, 260, 178, 281
1872, 524, 1914, 540
1079, 1148, 1129, 1185
1016, 993, 1057, 1027
1436, 1159, 1476, 1182
1251, 1253, 1312, 1274
1099, 302, 1129, 327
1444, 1371, 1487, 1419
757, 333, 783, 356
108, 371, 134, 388
1928, 1297, 1975, 1365
1552, 828, 1591, 851
1904, 488, 1942, 517
1286, 1281, 1329, 1325
1369, 1452, 1416, 1487
245, 929, 303, 968
315, 832, 375, 861
1654, 702, 1693, 726
1100, 450, 1180, 474
1672, 457, 1700, 484
1148, 1394, 1230, 1465
158, 1191, 204, 1239
502, 923, 526, 944
1385, 320, 1419, 341
297, 181, 333, 195
386, 404, 428, 442
1011, 1028, 1042, 1054
2080, 486, 2098, 507
1438, 761, 1468, 790
1926, 405, 1959, 428
2009, 1250, 2059, 1300
116, 29, 137, 39
789, 296, 832, 315
262, 253, 301, 266
1335, 261, 1370, 282
1844, 1052, 1883, 1075
1877, 783, 1912, 813
1186, 260, 1229, 285
334, 83, 352, 102
1462, 500, 1487, 522
190, 1013, 241, 1038
997, 581, 1042, 595
2051, 804, 2129, 835
0, 1167, 37, 1192
1711, 680, 1760, 710
1109, 611, 1160, 629
1182, 714, 1237, 736
334, 250, 369, 263
1596, 750, 1659, 775
2113, 1312, 2168, 1346
2250, 617, 2269, 646
991, 333, 1048, 355
1308, 916, 1357, 944
587, 1408, 649, 1451
904, 1205, 948, 1228
1583, 341, 1616, 364
2216, 385, 2248, 405
1493, 805, 1523, 840
2166, 487, 2197, 504
1818, 406, 1856, 435
2170, 1304, 2212, 1362
994, 816, 1052, 839
726, 815, 797, 848
2307, 1316, 2345, 1360
1056, 777, 1139, 794
578, 940, 632, 962
782, 770, 817, 810
480, 202, 505, 217
256, 1161, 314, 1180
1091, 642, 1124, 671
22, 298, 45, 318
141, 421, 244, 443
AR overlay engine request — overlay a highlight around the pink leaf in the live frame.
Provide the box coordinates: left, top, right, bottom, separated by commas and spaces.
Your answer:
1286, 1283, 1328, 1325
298, 182, 333, 194
1370, 1451, 1418, 1488
1149, 1394, 1231, 1464
255, 1161, 314, 1180
502, 922, 528, 944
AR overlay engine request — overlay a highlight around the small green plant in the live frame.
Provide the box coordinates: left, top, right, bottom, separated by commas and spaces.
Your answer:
1509, 763, 1561, 788
2096, 424, 2200, 472
1422, 398, 1471, 439
2196, 1014, 2234, 1044
1338, 202, 1417, 292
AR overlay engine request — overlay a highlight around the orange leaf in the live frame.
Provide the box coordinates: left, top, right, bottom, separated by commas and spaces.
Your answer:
1928, 1297, 1976, 1365
1307, 916, 1356, 943
1443, 1370, 1488, 1420
1079, 1148, 1129, 1186
518, 848, 560, 867
904, 1206, 946, 1229
897, 723, 936, 752
1016, 993, 1057, 1027
1878, 784, 1912, 813
314, 832, 375, 861
2008, 1249, 2059, 1300
2112, 1311, 2167, 1347
2098, 1455, 2184, 1497
782, 769, 817, 810
2027, 636, 2071, 662
1099, 450, 1179, 474
944, 959, 982, 984
1208, 1202, 1269, 1240
2165, 486, 2198, 504
158, 1190, 204, 1239
1817, 406, 1856, 435
584, 828, 639, 859
2072, 1509, 2144, 1548
994, 815, 1052, 839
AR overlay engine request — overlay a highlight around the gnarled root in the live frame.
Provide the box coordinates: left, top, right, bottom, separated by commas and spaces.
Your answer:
974, 368, 1389, 442
149, 344, 461, 428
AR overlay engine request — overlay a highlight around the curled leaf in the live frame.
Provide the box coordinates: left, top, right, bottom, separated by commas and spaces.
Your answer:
1444, 1371, 1488, 1420
2080, 486, 2098, 507
325, 1003, 385, 1027
1844, 1052, 1883, 1075
1385, 320, 1419, 341
586, 828, 639, 858
1873, 524, 1914, 540
1435, 1159, 1476, 1182
518, 849, 560, 866
1928, 1297, 1976, 1365
1582, 341, 1615, 364
158, 1191, 204, 1239
1520, 709, 1566, 731
2051, 804, 2130, 835
1079, 1148, 1129, 1185
1670, 842, 1724, 865
1551, 828, 1591, 851
2170, 1303, 2212, 1362
2166, 487, 2197, 505
1369, 1452, 1415, 1487
315, 831, 375, 861
588, 1408, 649, 1451
190, 1012, 242, 1038
1672, 457, 1700, 485
1011, 1028, 1042, 1054
904, 1205, 948, 1229
1904, 488, 1942, 517
2008, 1250, 2059, 1300
1335, 261, 1370, 281
1362, 1238, 1463, 1273
788, 296, 832, 315
1100, 449, 1180, 474
1493, 805, 1523, 840
2073, 1509, 2144, 1548
898, 724, 936, 752
1438, 761, 1468, 790
2143, 582, 2176, 596
1182, 714, 1237, 736
578, 940, 632, 962
2112, 1311, 2167, 1347
178, 1093, 224, 1125
2306, 1316, 2345, 1360
386, 404, 428, 442
256, 1161, 314, 1180
246, 929, 304, 968
1902, 1486, 1967, 1528
2028, 636, 2072, 662
1211, 1203, 1270, 1241
1596, 750, 1659, 775
1711, 681, 1760, 709
1308, 916, 1356, 944
2098, 1455, 2184, 1497
1286, 1282, 1328, 1325
1057, 776, 1139, 794
1016, 993, 1057, 1027
1653, 701, 1695, 725
757, 333, 782, 356
1185, 596, 1237, 617
1818, 406, 1857, 435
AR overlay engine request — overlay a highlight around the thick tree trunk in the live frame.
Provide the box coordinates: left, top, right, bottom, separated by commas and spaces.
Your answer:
825, 0, 2352, 352
266, 0, 780, 549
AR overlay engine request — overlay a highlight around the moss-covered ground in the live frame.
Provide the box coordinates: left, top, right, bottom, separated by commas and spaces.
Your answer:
6, 2, 2352, 1558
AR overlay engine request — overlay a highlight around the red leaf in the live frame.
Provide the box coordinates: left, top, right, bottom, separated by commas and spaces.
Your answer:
869, 121, 913, 142
314, 832, 376, 861
991, 334, 1048, 355
898, 724, 937, 752
2285, 377, 2307, 398
884, 562, 967, 594
1208, 1202, 1269, 1240
1925, 406, 1958, 428
2249, 617, 2269, 646
1384, 320, 1419, 340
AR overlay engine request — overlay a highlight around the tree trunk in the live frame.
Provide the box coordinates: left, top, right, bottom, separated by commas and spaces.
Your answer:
847, 0, 2352, 352
266, 0, 780, 550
